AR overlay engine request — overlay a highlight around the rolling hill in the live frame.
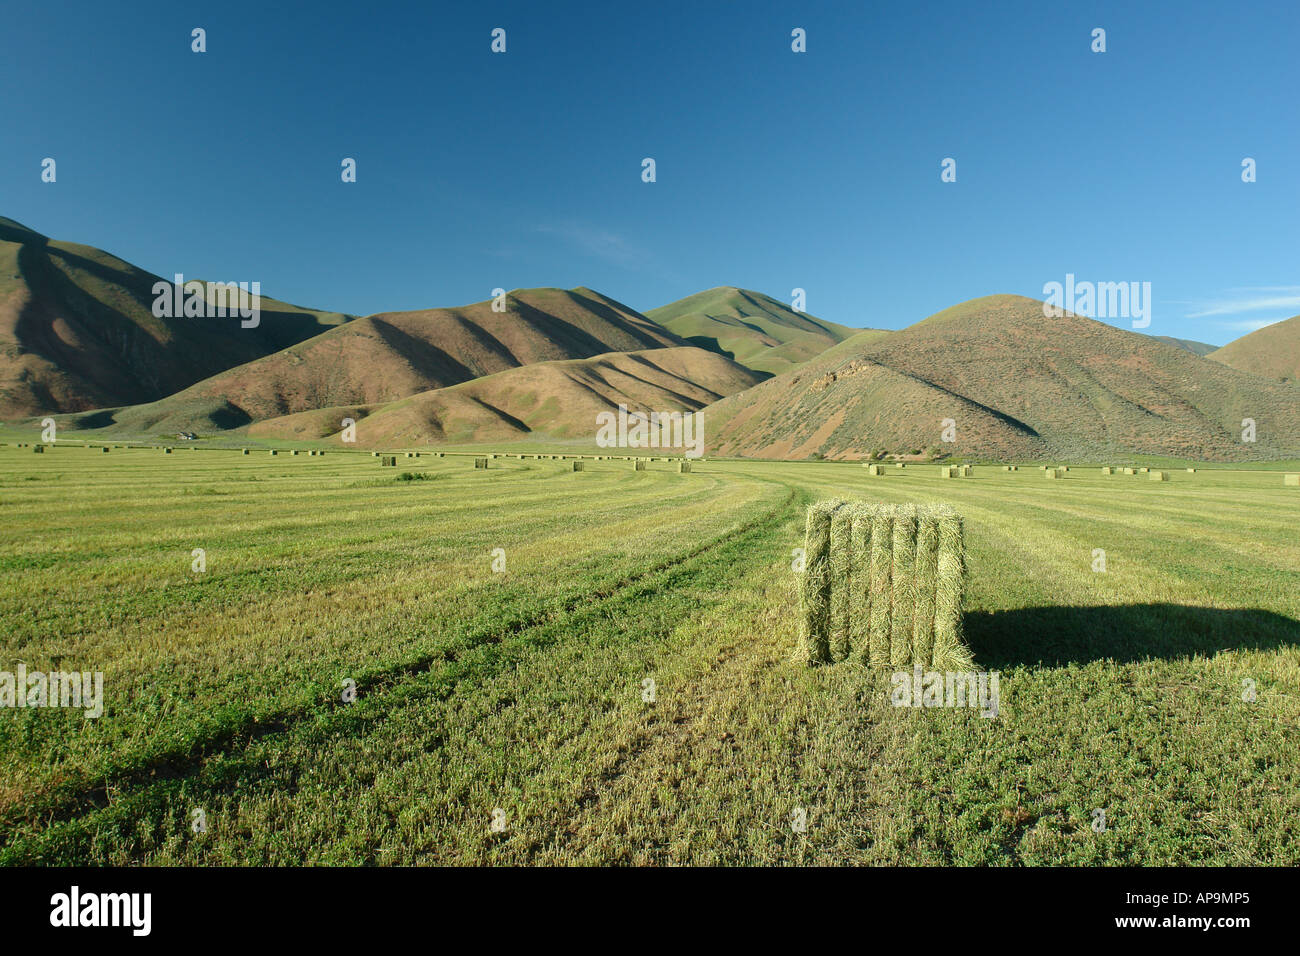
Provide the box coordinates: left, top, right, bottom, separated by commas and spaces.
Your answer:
1208, 315, 1300, 384
65, 287, 689, 434
704, 294, 1300, 461
249, 346, 764, 445
646, 287, 863, 375
0, 216, 351, 418
1153, 335, 1218, 357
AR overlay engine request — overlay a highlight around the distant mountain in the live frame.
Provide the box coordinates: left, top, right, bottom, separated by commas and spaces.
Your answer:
0, 216, 351, 418
1153, 335, 1218, 357
65, 287, 688, 434
249, 346, 764, 446
646, 287, 863, 375
704, 294, 1300, 461
1208, 315, 1300, 384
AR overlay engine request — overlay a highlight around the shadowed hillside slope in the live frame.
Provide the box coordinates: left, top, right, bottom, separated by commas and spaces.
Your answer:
250, 346, 763, 445
1153, 335, 1218, 357
63, 287, 687, 434
0, 217, 351, 418
1208, 315, 1300, 384
647, 287, 862, 375
705, 295, 1300, 461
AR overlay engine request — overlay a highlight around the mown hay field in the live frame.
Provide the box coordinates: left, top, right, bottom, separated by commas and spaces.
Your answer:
1, 445, 1298, 864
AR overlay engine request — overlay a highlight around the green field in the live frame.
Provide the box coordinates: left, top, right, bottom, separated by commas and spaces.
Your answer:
1, 444, 1297, 865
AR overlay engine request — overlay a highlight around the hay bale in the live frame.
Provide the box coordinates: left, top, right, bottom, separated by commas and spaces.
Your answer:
889, 505, 919, 668
958, 465, 972, 477
382, 456, 397, 466
866, 505, 894, 666
33, 445, 45, 454
866, 463, 883, 476
911, 510, 940, 667
828, 506, 854, 661
796, 500, 840, 665
1186, 468, 1196, 473
798, 501, 969, 669
1101, 466, 1112, 475
1045, 467, 1063, 479
1149, 470, 1168, 481
939, 465, 954, 478
678, 461, 691, 473
269, 450, 278, 456
165, 448, 173, 454
634, 459, 646, 471
932, 506, 972, 670
474, 457, 488, 469
101, 447, 110, 453
1284, 474, 1300, 486
572, 460, 584, 472
1123, 467, 1135, 475
1139, 467, 1149, 473
292, 450, 300, 456
896, 463, 905, 469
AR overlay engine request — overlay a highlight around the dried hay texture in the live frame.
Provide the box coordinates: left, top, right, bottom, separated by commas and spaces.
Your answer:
474, 457, 488, 469
797, 501, 970, 669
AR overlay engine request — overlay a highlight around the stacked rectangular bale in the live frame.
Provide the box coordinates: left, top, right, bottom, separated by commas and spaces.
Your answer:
796, 500, 971, 670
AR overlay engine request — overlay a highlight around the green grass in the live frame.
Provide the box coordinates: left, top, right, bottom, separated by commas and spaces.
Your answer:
0, 446, 1296, 864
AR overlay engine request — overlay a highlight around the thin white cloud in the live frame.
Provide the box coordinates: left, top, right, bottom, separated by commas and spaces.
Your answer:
1185, 286, 1300, 318
1215, 316, 1289, 332
536, 222, 646, 268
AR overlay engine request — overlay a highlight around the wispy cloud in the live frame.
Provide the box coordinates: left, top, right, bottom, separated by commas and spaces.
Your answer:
1216, 316, 1290, 332
536, 222, 648, 268
1183, 286, 1300, 318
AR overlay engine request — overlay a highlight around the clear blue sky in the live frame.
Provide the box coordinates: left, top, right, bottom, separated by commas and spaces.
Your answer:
2, 0, 1296, 345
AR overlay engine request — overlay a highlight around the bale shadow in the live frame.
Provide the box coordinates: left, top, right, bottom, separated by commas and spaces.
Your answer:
965, 603, 1300, 668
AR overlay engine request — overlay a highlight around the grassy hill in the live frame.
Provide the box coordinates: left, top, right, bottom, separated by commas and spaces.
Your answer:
1153, 335, 1218, 357
250, 345, 763, 445
0, 216, 351, 418
705, 294, 1300, 461
59, 287, 688, 435
1208, 315, 1300, 384
647, 286, 863, 375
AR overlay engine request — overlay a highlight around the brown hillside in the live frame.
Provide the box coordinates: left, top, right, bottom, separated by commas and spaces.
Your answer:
0, 216, 351, 418
706, 295, 1300, 461
251, 346, 762, 446
1208, 315, 1300, 384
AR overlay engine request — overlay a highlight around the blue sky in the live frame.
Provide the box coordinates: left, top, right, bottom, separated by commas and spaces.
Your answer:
2, 0, 1296, 345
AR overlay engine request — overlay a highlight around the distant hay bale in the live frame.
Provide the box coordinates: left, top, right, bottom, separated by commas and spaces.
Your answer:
33, 445, 45, 454
101, 447, 110, 453
572, 460, 584, 472
1045, 467, 1063, 479
269, 450, 278, 456
165, 448, 173, 454
866, 463, 883, 475
1284, 474, 1300, 486
678, 461, 691, 473
1123, 467, 1135, 475
896, 463, 905, 469
1149, 470, 1168, 481
1002, 465, 1012, 471
1139, 467, 1149, 473
474, 457, 488, 469
798, 501, 969, 669
292, 450, 300, 456
939, 465, 955, 478
242, 449, 249, 455
1101, 466, 1112, 475
1186, 467, 1196, 473
371, 452, 380, 457
958, 465, 972, 477
634, 459, 646, 471
382, 456, 397, 466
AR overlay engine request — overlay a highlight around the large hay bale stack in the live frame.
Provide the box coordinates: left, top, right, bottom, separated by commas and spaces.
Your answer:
797, 500, 971, 670
939, 465, 955, 478
1100, 466, 1112, 475
474, 457, 488, 469
958, 465, 972, 477
678, 461, 691, 473
572, 460, 584, 472
1284, 474, 1300, 486
382, 456, 397, 467
1149, 470, 1168, 482
866, 463, 884, 476
634, 459, 646, 471
1045, 467, 1063, 479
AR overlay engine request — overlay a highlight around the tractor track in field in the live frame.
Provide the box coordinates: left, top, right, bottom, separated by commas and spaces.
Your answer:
1, 476, 804, 856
